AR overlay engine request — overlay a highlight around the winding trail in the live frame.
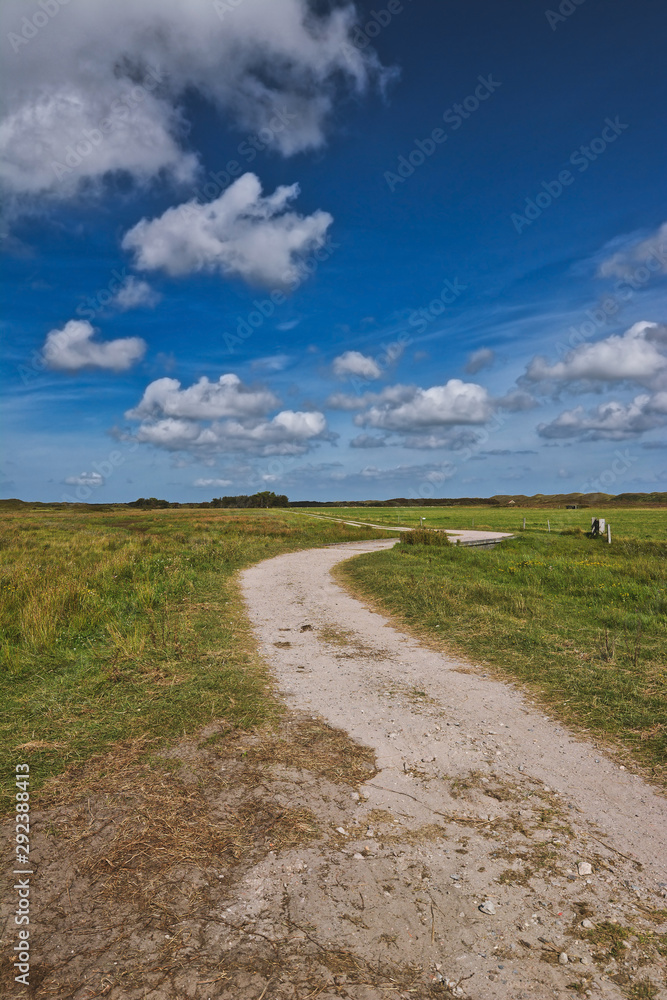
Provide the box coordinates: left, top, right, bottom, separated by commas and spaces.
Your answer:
292, 509, 515, 547
240, 538, 667, 998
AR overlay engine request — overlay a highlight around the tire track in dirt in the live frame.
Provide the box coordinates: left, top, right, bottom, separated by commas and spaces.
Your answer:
240, 538, 667, 1000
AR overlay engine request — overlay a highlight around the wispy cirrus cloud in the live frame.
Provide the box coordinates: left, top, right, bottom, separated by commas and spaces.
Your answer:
193, 477, 232, 488
597, 222, 667, 279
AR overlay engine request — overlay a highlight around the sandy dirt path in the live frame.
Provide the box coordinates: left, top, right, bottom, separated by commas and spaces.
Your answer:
240, 538, 667, 999
291, 510, 515, 547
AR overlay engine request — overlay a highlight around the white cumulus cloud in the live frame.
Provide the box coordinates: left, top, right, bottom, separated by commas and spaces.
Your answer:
124, 373, 328, 457
332, 350, 382, 380
538, 392, 667, 441
42, 319, 146, 372
127, 374, 279, 421
525, 322, 667, 390
0, 0, 388, 203
193, 478, 233, 488
122, 173, 332, 289
355, 379, 494, 431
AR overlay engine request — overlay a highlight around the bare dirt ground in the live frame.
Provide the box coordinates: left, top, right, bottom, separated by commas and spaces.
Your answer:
1, 537, 665, 999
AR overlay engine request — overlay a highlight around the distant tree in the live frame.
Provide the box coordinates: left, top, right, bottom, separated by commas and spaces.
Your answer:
210, 491, 288, 509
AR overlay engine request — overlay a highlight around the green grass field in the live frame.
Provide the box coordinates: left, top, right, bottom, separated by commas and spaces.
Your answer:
337, 522, 667, 781
0, 508, 390, 809
300, 505, 667, 541
3, 504, 665, 808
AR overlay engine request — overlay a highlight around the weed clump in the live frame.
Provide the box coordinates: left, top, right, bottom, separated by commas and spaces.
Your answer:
401, 528, 451, 546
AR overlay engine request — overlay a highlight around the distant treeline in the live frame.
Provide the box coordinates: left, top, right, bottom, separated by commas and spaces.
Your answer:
129, 491, 288, 509
1, 491, 666, 512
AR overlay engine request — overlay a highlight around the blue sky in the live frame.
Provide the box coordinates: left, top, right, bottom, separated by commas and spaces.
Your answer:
2, 0, 666, 502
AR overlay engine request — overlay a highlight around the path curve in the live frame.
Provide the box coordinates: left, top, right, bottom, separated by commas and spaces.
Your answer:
292, 509, 515, 547
240, 539, 667, 998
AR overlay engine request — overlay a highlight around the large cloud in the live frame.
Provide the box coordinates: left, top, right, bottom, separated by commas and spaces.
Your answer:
0, 0, 387, 201
122, 173, 332, 288
538, 393, 667, 441
127, 374, 279, 420
355, 379, 494, 431
124, 373, 328, 456
525, 322, 667, 390
598, 223, 667, 279
42, 320, 146, 372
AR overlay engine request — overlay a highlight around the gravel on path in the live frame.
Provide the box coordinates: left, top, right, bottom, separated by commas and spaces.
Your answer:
239, 538, 667, 999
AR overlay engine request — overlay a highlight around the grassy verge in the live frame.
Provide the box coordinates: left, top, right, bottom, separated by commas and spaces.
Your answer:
0, 508, 390, 809
302, 505, 667, 540
337, 530, 667, 781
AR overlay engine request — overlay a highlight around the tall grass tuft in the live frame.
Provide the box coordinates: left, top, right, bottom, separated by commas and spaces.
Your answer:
400, 528, 451, 546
